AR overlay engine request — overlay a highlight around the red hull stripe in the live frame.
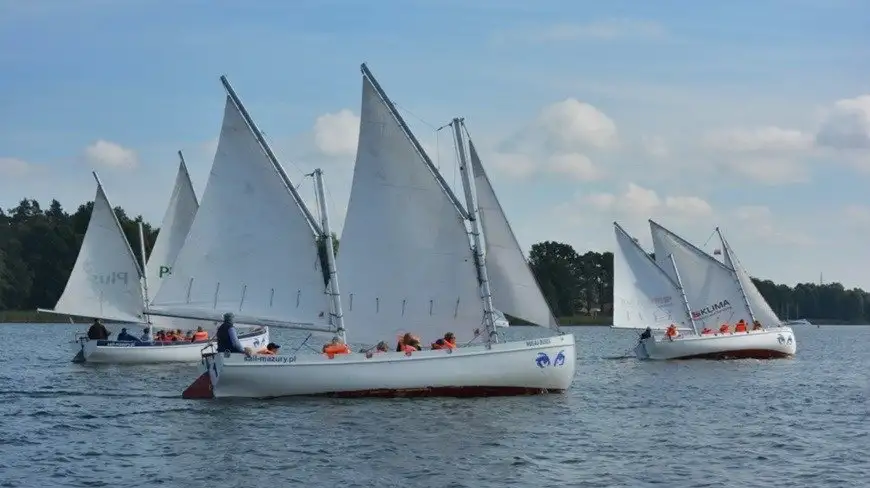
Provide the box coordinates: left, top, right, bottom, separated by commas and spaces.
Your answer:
669, 349, 792, 360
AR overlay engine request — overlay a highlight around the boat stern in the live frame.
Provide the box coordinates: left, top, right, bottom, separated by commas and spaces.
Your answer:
182, 345, 223, 399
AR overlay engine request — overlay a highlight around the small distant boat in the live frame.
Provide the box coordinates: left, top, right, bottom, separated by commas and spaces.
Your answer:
611, 221, 796, 360
38, 156, 268, 363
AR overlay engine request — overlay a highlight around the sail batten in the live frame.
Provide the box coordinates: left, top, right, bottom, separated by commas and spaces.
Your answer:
468, 138, 557, 328
338, 71, 484, 344
151, 96, 331, 326
613, 222, 693, 331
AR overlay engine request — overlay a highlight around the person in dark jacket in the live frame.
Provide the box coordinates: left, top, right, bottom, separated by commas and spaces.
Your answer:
639, 327, 652, 341
216, 312, 246, 354
87, 319, 110, 340
116, 328, 138, 342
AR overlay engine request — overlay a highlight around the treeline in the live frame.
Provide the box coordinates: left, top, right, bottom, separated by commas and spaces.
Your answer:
0, 199, 868, 324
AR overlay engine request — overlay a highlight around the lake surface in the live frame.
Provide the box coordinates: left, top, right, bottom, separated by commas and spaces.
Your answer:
0, 323, 867, 487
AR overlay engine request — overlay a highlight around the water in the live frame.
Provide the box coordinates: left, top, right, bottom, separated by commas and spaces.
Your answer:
0, 324, 867, 487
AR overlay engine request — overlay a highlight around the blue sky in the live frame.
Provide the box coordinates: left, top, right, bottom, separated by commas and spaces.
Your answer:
1, 0, 869, 289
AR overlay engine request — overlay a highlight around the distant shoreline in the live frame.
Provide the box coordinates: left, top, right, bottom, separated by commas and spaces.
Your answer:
0, 310, 861, 326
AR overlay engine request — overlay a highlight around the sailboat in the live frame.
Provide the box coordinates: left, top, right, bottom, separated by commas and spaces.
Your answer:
615, 220, 796, 360
38, 159, 268, 363
177, 64, 575, 399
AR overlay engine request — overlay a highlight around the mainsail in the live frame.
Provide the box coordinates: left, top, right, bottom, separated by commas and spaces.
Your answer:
150, 95, 331, 328
337, 68, 485, 344
467, 138, 557, 328
649, 220, 753, 328
718, 230, 782, 327
612, 222, 693, 331
42, 174, 145, 323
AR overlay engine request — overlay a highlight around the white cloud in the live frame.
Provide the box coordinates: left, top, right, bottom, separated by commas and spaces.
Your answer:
313, 109, 360, 158
816, 94, 870, 149
83, 140, 138, 170
546, 152, 604, 181
730, 205, 814, 247
534, 98, 618, 151
496, 19, 667, 44
0, 157, 32, 177
720, 157, 810, 185
580, 182, 711, 220
641, 135, 669, 159
664, 196, 713, 218
704, 126, 813, 153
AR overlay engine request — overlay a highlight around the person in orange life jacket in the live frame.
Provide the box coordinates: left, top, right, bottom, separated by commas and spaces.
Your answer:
719, 323, 730, 334
87, 319, 110, 340
323, 337, 351, 359
116, 327, 138, 342
216, 312, 247, 354
396, 333, 422, 353
442, 332, 457, 348
257, 342, 280, 355
701, 327, 714, 335
665, 324, 678, 339
734, 320, 748, 333
752, 320, 763, 331
192, 326, 209, 342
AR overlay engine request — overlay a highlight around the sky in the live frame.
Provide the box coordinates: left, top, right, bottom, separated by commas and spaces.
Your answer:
1, 0, 868, 290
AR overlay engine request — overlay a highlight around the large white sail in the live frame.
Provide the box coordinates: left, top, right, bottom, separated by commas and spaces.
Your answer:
613, 222, 693, 331
719, 231, 782, 327
649, 220, 753, 328
45, 177, 145, 323
146, 156, 199, 298
150, 97, 330, 326
468, 139, 557, 328
337, 72, 485, 344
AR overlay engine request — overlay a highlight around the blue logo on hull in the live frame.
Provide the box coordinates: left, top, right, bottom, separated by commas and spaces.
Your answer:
535, 350, 567, 368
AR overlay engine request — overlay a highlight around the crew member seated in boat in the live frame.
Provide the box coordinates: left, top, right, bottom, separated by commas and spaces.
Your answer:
192, 326, 209, 342
639, 327, 652, 340
431, 338, 446, 350
665, 324, 678, 339
734, 320, 748, 333
701, 327, 714, 335
257, 342, 280, 355
719, 323, 730, 334
216, 312, 247, 354
375, 341, 389, 353
752, 320, 763, 331
442, 332, 457, 349
140, 327, 151, 342
116, 327, 138, 342
87, 319, 110, 340
396, 333, 422, 353
155, 330, 167, 342
322, 337, 351, 359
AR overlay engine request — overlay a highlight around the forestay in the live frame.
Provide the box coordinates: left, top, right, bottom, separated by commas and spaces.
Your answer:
649, 220, 752, 328
612, 223, 692, 330
337, 73, 484, 345
150, 97, 330, 326
468, 139, 557, 328
50, 179, 145, 323
719, 232, 782, 327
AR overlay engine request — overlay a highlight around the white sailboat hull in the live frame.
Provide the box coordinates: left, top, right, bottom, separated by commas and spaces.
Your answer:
72, 327, 270, 364
182, 333, 576, 399
634, 327, 796, 360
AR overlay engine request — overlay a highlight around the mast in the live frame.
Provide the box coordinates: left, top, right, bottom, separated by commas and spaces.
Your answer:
452, 117, 497, 345
359, 63, 470, 221
716, 227, 756, 323
219, 75, 323, 236
668, 253, 699, 334
137, 221, 153, 337
312, 168, 346, 343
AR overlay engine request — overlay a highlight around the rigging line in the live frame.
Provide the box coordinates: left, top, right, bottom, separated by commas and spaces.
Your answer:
393, 101, 438, 130
701, 229, 717, 248
260, 129, 309, 184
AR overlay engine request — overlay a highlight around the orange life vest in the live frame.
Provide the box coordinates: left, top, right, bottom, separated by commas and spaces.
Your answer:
719, 324, 730, 333
401, 344, 416, 354
324, 344, 351, 359
442, 340, 456, 349
701, 328, 713, 335
665, 325, 677, 337
734, 321, 747, 332
193, 331, 208, 341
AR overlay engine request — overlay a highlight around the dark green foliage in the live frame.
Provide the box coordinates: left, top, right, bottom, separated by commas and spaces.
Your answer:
1, 198, 867, 324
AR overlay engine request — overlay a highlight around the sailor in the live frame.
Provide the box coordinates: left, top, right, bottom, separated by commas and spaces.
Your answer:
639, 327, 652, 340
719, 323, 730, 334
322, 337, 351, 359
752, 320, 763, 331
87, 318, 110, 340
734, 320, 748, 333
442, 332, 457, 349
116, 327, 138, 342
192, 326, 209, 342
257, 342, 281, 355
216, 312, 246, 354
665, 324, 678, 339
